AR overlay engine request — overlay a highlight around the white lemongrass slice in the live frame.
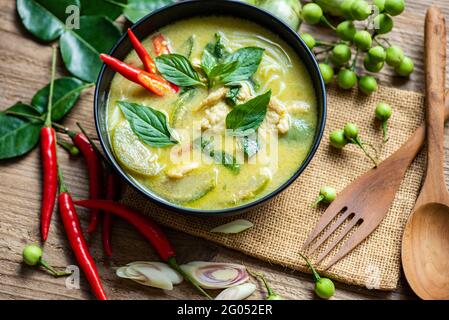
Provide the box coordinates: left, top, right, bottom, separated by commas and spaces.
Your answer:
116, 267, 146, 281
127, 264, 174, 290
180, 261, 249, 289
210, 219, 254, 234
124, 266, 145, 278
127, 261, 183, 285
215, 283, 257, 300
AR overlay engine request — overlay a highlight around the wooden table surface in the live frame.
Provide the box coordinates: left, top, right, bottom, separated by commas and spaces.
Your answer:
1, 0, 449, 300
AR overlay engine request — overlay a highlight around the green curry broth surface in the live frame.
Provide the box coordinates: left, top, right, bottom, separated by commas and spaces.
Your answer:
107, 16, 318, 210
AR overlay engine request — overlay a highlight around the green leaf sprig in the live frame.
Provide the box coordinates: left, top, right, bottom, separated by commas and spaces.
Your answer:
0, 78, 92, 160
17, 0, 121, 82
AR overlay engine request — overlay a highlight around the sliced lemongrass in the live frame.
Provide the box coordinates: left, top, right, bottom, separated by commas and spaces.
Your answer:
215, 283, 257, 300
180, 262, 249, 289
116, 267, 146, 281
210, 219, 254, 234
127, 264, 174, 290
127, 261, 183, 285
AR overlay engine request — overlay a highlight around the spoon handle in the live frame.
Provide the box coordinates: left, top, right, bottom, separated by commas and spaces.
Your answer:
423, 6, 447, 190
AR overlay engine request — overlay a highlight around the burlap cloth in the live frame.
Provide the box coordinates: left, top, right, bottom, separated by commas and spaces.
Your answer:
121, 85, 425, 290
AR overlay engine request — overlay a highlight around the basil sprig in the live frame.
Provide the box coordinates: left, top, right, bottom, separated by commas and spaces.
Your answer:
155, 54, 205, 88
226, 90, 272, 136
201, 33, 264, 87
118, 101, 178, 148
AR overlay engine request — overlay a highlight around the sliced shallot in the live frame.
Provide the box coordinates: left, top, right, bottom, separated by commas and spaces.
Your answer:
180, 261, 249, 289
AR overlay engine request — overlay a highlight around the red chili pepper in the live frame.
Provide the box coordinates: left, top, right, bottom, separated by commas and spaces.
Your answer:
102, 173, 119, 257
68, 132, 103, 234
152, 34, 180, 93
100, 54, 172, 96
74, 200, 212, 299
58, 171, 107, 300
40, 127, 57, 241
40, 47, 58, 241
127, 28, 157, 74
152, 33, 172, 56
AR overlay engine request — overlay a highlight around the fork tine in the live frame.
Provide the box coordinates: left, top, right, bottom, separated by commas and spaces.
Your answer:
315, 216, 361, 264
321, 221, 375, 270
302, 206, 348, 250
306, 210, 354, 254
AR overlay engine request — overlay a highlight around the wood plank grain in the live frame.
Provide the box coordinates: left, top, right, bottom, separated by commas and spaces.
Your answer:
1, 0, 448, 300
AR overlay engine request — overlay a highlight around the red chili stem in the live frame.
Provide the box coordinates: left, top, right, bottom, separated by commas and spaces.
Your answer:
40, 47, 58, 241
70, 133, 103, 233
74, 200, 211, 299
57, 169, 107, 300
99, 54, 172, 96
127, 28, 157, 73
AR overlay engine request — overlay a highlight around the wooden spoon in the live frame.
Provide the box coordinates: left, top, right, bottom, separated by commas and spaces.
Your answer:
402, 6, 449, 300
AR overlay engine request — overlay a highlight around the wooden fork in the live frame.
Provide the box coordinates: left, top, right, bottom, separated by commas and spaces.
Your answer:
302, 89, 449, 269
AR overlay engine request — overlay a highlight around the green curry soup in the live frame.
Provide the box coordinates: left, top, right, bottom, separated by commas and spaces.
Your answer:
106, 16, 318, 210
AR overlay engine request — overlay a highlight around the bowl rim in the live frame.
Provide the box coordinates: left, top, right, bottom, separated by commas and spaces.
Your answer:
94, 0, 327, 216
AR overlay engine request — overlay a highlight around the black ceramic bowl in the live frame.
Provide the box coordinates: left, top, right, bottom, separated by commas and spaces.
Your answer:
94, 0, 327, 216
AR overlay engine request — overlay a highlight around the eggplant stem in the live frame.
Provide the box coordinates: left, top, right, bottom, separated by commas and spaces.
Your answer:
299, 253, 321, 283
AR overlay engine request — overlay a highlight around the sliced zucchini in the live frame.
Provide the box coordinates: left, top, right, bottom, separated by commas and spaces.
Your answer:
154, 169, 217, 204
220, 170, 271, 205
284, 118, 314, 142
112, 121, 162, 177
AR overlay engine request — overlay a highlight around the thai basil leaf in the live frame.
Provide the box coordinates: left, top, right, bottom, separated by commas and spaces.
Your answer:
123, 0, 176, 23
118, 101, 178, 147
226, 90, 271, 136
225, 86, 241, 107
80, 0, 127, 20
0, 103, 43, 160
16, 0, 80, 42
31, 77, 91, 121
60, 16, 122, 82
208, 61, 239, 87
198, 137, 240, 174
221, 47, 265, 84
155, 54, 204, 87
201, 47, 218, 77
